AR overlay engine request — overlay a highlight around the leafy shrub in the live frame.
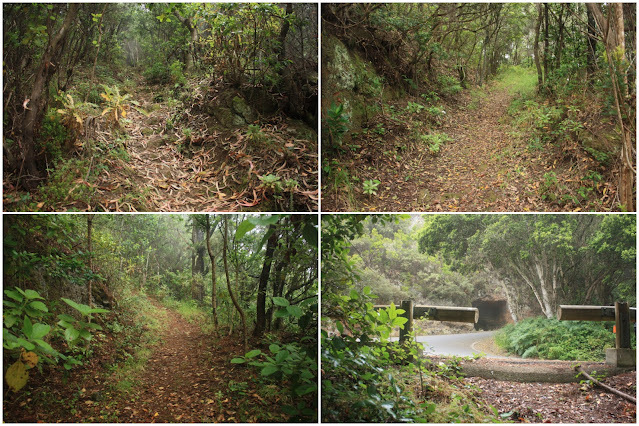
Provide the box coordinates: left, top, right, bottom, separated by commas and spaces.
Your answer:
405, 101, 425, 114
3, 287, 108, 391
143, 61, 170, 84
324, 102, 349, 148
232, 296, 317, 421
169, 60, 186, 86
419, 132, 451, 155
495, 317, 628, 362
38, 110, 70, 164
437, 75, 463, 96
363, 179, 381, 196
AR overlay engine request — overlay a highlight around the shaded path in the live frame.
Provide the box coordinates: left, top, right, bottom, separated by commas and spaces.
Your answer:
111, 300, 251, 422
92, 79, 318, 212
413, 84, 550, 211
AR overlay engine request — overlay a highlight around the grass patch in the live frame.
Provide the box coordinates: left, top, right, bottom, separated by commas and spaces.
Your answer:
496, 65, 537, 97
106, 288, 167, 395
495, 317, 635, 361
161, 297, 216, 334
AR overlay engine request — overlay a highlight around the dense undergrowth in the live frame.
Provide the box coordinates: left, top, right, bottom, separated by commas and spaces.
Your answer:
499, 66, 626, 211
495, 317, 636, 362
322, 287, 501, 422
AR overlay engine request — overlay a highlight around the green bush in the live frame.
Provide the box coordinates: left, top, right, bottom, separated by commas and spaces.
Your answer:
38, 110, 70, 164
169, 60, 186, 86
495, 317, 630, 362
143, 61, 170, 85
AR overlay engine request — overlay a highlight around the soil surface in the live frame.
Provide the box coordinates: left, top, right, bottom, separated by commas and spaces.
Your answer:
468, 371, 636, 423
3, 300, 295, 423
323, 82, 607, 212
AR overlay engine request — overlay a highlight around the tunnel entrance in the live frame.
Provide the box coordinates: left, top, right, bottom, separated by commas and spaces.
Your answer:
473, 297, 511, 330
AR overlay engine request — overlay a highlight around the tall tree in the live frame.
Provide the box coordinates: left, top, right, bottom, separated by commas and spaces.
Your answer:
21, 4, 79, 189
222, 217, 247, 352
254, 224, 279, 338
205, 215, 219, 335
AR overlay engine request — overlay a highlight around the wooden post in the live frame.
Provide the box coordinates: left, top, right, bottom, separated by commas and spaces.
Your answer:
399, 300, 414, 344
615, 301, 631, 349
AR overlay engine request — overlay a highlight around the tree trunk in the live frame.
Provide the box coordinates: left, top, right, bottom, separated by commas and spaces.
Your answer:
222, 217, 247, 352
533, 4, 544, 88
87, 214, 94, 309
542, 3, 549, 84
205, 215, 218, 335
253, 225, 278, 338
586, 6, 597, 79
21, 4, 79, 190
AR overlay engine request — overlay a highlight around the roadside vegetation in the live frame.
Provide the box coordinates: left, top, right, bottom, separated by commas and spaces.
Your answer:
495, 317, 636, 362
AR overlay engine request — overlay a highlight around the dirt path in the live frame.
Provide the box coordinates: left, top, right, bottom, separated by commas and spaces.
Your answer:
111, 301, 255, 423
327, 82, 577, 212
93, 84, 246, 212
410, 84, 557, 212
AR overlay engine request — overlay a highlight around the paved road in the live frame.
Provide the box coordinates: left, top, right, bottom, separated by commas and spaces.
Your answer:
393, 331, 499, 357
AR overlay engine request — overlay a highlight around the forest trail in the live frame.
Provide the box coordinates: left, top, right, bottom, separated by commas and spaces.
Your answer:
109, 299, 251, 422
93, 80, 243, 212
88, 76, 318, 212
411, 83, 552, 212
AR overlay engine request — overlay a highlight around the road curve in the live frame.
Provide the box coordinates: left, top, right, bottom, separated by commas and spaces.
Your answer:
391, 331, 500, 357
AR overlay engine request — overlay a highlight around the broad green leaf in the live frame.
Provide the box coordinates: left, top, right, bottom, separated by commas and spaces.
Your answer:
88, 308, 109, 314
235, 220, 255, 240
349, 289, 359, 301
57, 314, 75, 323
34, 339, 54, 352
4, 315, 18, 329
275, 308, 290, 318
23, 289, 43, 300
22, 316, 33, 339
286, 305, 303, 318
4, 289, 23, 302
269, 344, 280, 353
336, 321, 344, 334
62, 298, 91, 316
261, 365, 278, 376
301, 223, 318, 248
65, 327, 80, 343
248, 215, 280, 226
231, 357, 246, 364
275, 350, 289, 363
245, 349, 262, 358
16, 338, 35, 351
30, 323, 50, 340
79, 329, 92, 340
392, 317, 408, 327
272, 297, 289, 307
28, 301, 48, 312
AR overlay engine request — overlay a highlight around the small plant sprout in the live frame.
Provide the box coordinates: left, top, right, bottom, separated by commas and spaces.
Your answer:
363, 179, 381, 196
259, 174, 282, 192
246, 124, 266, 143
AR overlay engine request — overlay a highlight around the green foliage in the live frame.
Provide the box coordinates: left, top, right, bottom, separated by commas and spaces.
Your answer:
245, 124, 267, 144
405, 101, 425, 114
495, 317, 630, 362
437, 75, 462, 96
231, 295, 317, 421
324, 102, 349, 148
3, 287, 108, 391
100, 85, 134, 127
362, 179, 381, 196
143, 61, 171, 85
169, 60, 186, 86
38, 110, 70, 164
419, 132, 451, 155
